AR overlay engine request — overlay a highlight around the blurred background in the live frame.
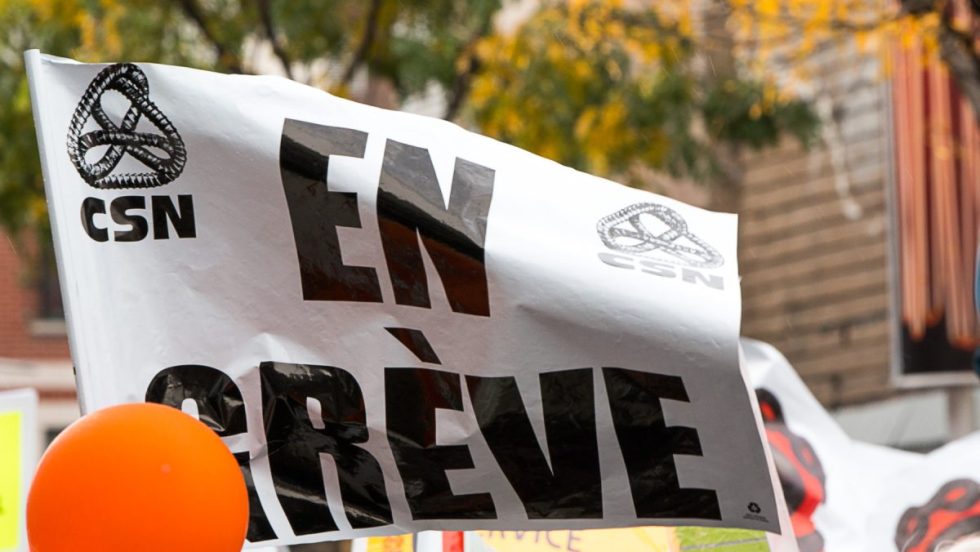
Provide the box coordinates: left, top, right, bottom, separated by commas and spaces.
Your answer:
0, 0, 977, 546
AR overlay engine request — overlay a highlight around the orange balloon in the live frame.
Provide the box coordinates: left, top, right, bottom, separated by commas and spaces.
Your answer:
27, 402, 248, 552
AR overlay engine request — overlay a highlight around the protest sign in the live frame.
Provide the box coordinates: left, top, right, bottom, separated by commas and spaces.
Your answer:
27, 51, 778, 546
742, 339, 980, 552
355, 527, 776, 552
868, 433, 980, 552
0, 389, 39, 552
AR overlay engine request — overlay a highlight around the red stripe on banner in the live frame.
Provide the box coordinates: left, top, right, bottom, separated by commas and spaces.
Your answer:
443, 531, 465, 552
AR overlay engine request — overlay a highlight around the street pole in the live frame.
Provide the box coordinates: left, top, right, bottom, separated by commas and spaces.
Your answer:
948, 386, 977, 439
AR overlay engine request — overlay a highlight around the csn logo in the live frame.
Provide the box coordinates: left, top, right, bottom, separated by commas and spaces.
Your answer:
67, 63, 195, 242
595, 202, 726, 290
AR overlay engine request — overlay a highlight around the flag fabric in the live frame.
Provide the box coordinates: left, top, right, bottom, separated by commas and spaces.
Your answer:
27, 51, 778, 547
743, 339, 980, 552
356, 338, 980, 551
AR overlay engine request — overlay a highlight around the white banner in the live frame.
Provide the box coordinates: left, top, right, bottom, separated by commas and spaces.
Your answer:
870, 434, 980, 552
27, 51, 778, 547
0, 388, 39, 552
742, 339, 980, 552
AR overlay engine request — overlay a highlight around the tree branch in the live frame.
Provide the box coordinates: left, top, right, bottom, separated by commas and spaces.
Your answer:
442, 10, 514, 120
443, 55, 481, 121
341, 0, 383, 85
720, 0, 979, 119
175, 0, 245, 73
256, 0, 294, 79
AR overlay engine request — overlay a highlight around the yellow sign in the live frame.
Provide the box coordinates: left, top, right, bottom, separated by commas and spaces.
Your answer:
361, 528, 770, 552
364, 534, 414, 552
0, 411, 22, 550
477, 528, 678, 552
476, 527, 769, 552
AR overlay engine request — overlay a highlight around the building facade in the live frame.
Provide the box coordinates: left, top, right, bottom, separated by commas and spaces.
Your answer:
0, 237, 75, 443
738, 35, 979, 447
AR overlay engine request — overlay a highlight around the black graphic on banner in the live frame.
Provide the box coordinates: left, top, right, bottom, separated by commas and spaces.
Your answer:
142, 357, 730, 537
151, 194, 196, 238
280, 119, 383, 303
260, 362, 393, 533
81, 197, 109, 242
108, 196, 149, 242
145, 365, 277, 543
597, 203, 723, 269
67, 63, 186, 189
385, 327, 441, 363
80, 195, 196, 243
895, 479, 980, 552
602, 368, 721, 520
279, 119, 496, 316
466, 368, 602, 519
756, 388, 826, 552
377, 140, 495, 317
386, 367, 497, 520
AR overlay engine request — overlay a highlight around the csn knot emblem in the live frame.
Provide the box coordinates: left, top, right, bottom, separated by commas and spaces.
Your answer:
596, 203, 724, 269
67, 63, 186, 189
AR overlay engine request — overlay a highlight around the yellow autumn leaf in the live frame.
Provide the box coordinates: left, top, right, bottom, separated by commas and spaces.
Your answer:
757, 0, 779, 18
574, 107, 598, 140
469, 77, 497, 107
474, 38, 497, 61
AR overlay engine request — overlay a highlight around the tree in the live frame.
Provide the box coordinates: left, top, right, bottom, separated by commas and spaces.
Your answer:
467, 1, 819, 183
0, 0, 821, 248
724, 0, 980, 120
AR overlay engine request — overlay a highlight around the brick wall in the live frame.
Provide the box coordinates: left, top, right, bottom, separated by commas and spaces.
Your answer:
738, 48, 895, 407
0, 233, 70, 360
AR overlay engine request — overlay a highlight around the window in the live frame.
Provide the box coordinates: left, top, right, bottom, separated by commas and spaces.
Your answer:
35, 246, 64, 323
890, 20, 979, 381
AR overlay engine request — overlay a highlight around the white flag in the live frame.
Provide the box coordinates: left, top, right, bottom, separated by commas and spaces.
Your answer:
26, 51, 778, 547
742, 338, 980, 552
